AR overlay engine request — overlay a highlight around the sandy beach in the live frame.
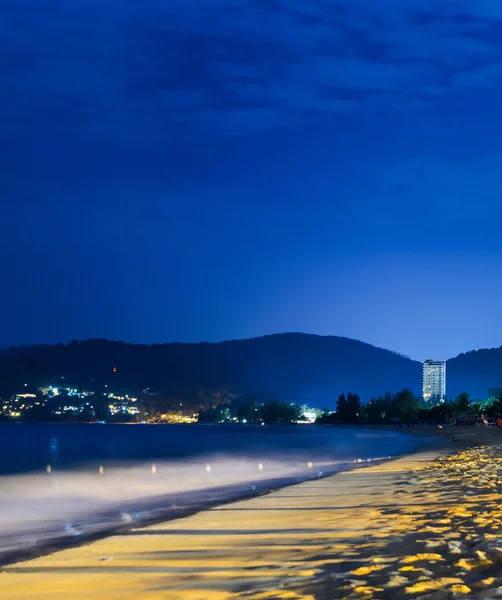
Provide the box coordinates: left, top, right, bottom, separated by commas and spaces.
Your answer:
1, 427, 502, 599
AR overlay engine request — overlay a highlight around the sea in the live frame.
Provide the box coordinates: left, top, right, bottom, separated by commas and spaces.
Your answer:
0, 423, 417, 562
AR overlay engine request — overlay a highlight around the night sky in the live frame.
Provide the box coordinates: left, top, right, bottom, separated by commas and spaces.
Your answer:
2, 0, 502, 360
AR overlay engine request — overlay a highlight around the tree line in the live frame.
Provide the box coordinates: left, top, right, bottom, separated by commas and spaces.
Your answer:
317, 389, 502, 424
198, 389, 502, 425
198, 400, 304, 424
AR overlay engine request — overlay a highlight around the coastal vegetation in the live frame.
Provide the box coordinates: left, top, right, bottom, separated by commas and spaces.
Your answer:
197, 390, 502, 425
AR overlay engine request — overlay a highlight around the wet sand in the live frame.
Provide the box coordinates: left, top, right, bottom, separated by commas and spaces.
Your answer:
2, 428, 502, 599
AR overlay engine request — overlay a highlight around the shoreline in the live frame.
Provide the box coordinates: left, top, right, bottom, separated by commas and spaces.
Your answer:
0, 426, 419, 567
0, 428, 457, 599
4, 427, 501, 598
0, 443, 419, 568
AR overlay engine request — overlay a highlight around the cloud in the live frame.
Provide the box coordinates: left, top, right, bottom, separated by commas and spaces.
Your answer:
225, 81, 358, 113
294, 59, 444, 93
364, 94, 430, 111
368, 27, 497, 67
154, 91, 205, 110
331, 0, 502, 20
450, 63, 502, 88
1, 0, 502, 141
445, 0, 502, 19
210, 62, 266, 79
171, 108, 291, 136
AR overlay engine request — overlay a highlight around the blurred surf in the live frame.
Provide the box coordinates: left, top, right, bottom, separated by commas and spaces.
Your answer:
0, 424, 417, 563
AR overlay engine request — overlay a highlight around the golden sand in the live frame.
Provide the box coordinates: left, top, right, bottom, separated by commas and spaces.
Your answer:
2, 435, 502, 599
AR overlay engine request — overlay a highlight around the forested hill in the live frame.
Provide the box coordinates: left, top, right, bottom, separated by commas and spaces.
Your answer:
0, 334, 421, 407
1, 334, 501, 406
447, 347, 502, 399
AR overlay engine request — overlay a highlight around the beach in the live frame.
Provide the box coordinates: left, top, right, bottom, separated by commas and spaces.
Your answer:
1, 428, 502, 599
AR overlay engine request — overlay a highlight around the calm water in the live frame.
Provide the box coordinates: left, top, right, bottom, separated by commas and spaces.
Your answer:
0, 422, 416, 475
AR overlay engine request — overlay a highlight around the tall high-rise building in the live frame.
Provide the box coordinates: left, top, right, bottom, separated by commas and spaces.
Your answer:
423, 359, 446, 403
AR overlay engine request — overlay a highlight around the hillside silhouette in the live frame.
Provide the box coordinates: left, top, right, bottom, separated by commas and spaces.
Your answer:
447, 347, 502, 399
1, 334, 500, 406
0, 334, 422, 407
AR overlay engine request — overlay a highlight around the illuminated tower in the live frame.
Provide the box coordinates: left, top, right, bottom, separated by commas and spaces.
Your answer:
423, 359, 446, 403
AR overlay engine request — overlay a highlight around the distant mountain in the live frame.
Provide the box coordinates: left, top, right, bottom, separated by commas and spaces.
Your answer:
447, 347, 502, 399
0, 334, 422, 407
1, 334, 500, 407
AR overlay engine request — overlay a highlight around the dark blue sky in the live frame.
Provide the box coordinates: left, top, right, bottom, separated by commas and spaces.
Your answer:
2, 0, 502, 360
